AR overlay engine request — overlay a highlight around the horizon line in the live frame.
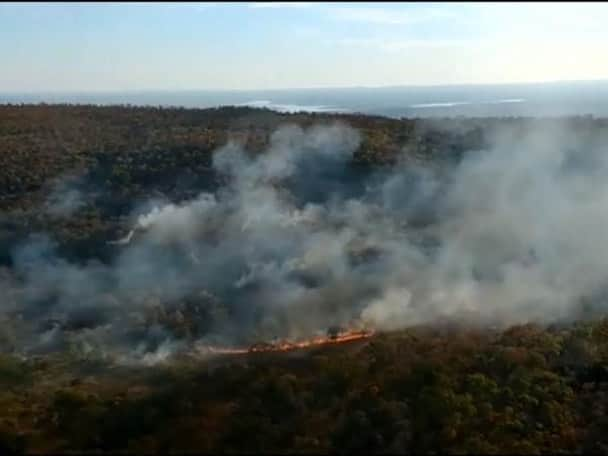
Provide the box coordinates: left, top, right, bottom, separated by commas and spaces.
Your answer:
3, 78, 608, 95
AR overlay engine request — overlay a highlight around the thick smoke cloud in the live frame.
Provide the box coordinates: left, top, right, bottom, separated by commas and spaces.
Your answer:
3, 119, 608, 363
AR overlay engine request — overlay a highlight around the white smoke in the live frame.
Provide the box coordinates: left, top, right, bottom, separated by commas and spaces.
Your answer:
44, 176, 86, 218
6, 119, 608, 360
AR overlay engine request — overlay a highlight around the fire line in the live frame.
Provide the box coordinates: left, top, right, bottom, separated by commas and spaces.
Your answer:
195, 329, 375, 356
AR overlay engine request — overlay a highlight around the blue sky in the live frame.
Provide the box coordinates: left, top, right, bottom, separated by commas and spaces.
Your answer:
1, 2, 607, 91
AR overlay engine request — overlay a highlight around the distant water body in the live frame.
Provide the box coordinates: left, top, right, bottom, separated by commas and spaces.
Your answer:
409, 99, 525, 109
237, 100, 351, 114
3, 81, 608, 118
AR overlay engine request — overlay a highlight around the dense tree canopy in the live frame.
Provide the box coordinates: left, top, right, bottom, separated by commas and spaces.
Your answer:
3, 105, 608, 453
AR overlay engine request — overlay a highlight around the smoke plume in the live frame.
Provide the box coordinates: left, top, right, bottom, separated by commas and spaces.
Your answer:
3, 119, 608, 362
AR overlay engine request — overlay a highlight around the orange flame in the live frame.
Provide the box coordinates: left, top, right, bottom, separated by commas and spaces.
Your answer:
196, 329, 374, 356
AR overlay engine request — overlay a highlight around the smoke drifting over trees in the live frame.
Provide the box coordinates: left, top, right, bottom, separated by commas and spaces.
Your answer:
3, 115, 608, 363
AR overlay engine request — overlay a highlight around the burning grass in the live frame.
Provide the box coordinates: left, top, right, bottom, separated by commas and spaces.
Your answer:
194, 328, 375, 357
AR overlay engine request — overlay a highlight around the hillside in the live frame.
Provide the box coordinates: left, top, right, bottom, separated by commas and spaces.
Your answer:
3, 104, 608, 453
3, 321, 608, 453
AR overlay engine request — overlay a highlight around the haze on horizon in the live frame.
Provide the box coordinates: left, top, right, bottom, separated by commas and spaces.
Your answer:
1, 2, 608, 93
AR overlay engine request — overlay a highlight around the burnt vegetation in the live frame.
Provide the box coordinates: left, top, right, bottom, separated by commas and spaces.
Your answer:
2, 104, 608, 453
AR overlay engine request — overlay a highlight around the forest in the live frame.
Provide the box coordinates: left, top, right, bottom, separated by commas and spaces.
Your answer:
3, 320, 608, 453
2, 104, 608, 453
